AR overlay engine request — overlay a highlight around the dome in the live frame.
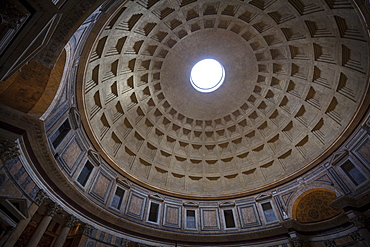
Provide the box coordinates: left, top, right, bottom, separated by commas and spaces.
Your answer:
1, 0, 370, 246
81, 0, 368, 198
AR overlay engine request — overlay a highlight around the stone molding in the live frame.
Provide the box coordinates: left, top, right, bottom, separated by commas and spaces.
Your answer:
331, 191, 370, 209
280, 215, 348, 232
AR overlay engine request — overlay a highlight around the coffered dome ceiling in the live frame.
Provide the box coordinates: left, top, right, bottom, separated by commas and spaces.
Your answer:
81, 0, 369, 198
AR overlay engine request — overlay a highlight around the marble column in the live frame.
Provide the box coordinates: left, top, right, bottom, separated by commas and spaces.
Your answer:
76, 224, 94, 247
26, 203, 61, 247
4, 190, 48, 247
53, 215, 78, 247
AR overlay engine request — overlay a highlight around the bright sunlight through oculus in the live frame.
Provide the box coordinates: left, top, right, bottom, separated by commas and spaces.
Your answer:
190, 59, 225, 93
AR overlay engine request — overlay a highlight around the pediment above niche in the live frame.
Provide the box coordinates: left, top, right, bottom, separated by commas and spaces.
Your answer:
0, 196, 29, 225
149, 194, 164, 201
116, 178, 130, 189
69, 107, 81, 130
330, 150, 349, 165
88, 150, 101, 166
183, 201, 199, 207
255, 193, 272, 201
219, 201, 235, 207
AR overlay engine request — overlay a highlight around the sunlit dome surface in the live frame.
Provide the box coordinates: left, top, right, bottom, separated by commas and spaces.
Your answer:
190, 59, 225, 93
82, 0, 369, 198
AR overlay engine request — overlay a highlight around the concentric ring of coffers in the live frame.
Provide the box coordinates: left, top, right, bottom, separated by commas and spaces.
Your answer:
82, 0, 369, 197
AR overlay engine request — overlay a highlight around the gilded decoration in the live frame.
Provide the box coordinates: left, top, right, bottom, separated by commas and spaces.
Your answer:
292, 189, 342, 223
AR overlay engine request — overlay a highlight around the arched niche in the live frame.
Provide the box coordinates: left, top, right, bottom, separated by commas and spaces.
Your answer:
0, 49, 66, 117
292, 188, 342, 223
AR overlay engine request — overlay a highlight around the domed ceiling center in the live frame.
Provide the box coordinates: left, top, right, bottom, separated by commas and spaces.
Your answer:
161, 29, 256, 120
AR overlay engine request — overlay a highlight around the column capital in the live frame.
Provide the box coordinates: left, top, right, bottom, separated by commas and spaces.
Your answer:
288, 231, 306, 247
64, 215, 78, 227
349, 215, 366, 228
121, 238, 130, 247
34, 190, 48, 206
350, 231, 363, 241
137, 243, 149, 247
45, 203, 61, 217
0, 140, 19, 163
346, 211, 367, 229
289, 236, 302, 247
81, 224, 94, 236
324, 239, 336, 247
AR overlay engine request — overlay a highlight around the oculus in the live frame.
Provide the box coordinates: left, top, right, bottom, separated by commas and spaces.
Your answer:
190, 59, 225, 93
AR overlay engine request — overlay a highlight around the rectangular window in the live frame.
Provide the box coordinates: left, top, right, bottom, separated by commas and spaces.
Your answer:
262, 202, 277, 223
223, 209, 236, 228
341, 161, 367, 186
148, 202, 160, 223
50, 119, 71, 148
111, 187, 125, 210
186, 209, 196, 229
77, 161, 94, 187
